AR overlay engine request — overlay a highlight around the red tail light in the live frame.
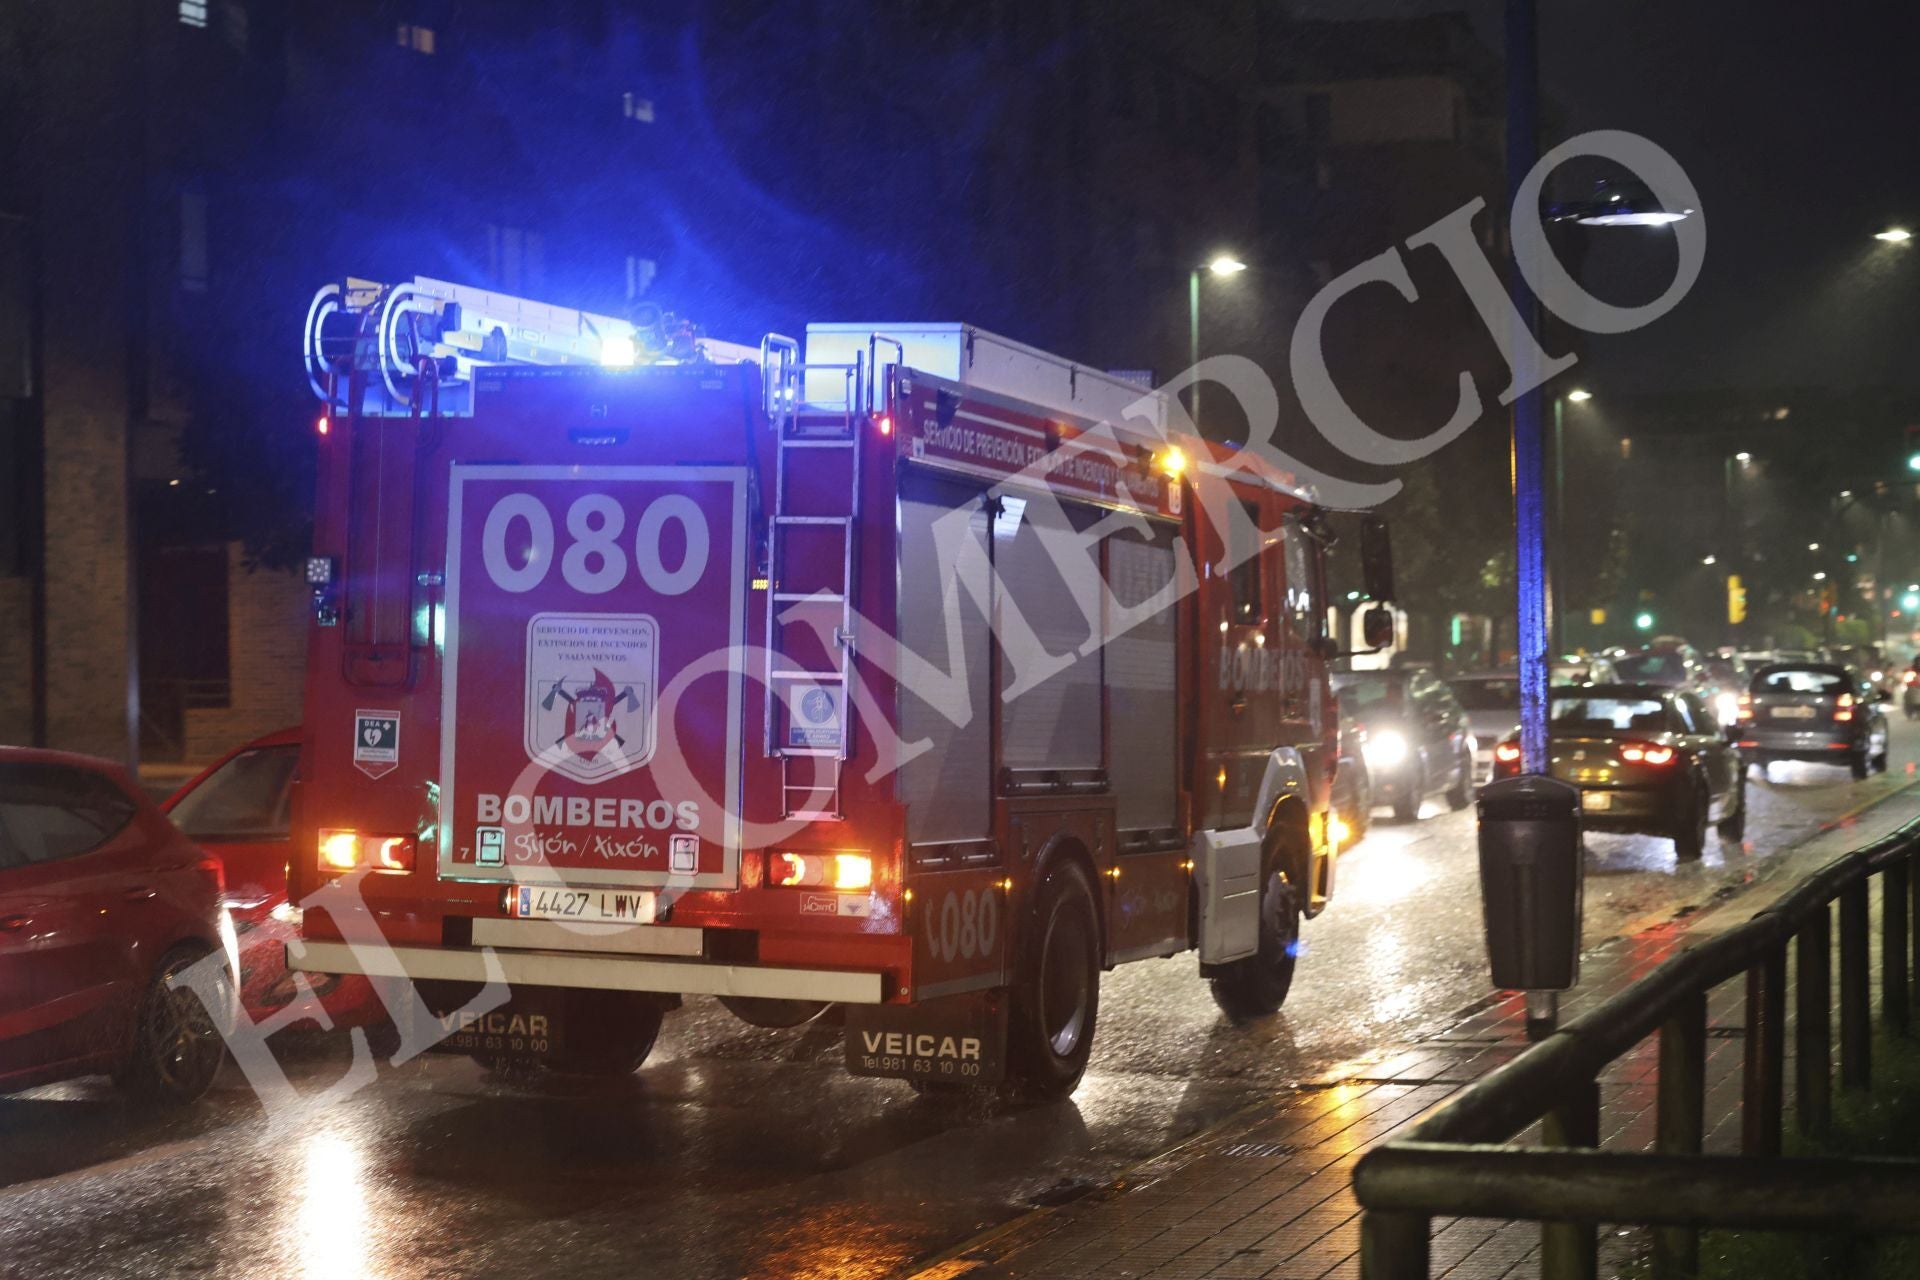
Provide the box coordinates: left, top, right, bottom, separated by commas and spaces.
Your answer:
1620, 743, 1676, 765
1834, 692, 1854, 722
1906, 671, 1917, 686
1494, 741, 1522, 763
1737, 694, 1753, 721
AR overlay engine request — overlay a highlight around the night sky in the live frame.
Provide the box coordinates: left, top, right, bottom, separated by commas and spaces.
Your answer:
1294, 0, 1920, 396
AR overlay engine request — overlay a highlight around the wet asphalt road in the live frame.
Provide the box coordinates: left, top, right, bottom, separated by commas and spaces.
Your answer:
4, 726, 1917, 1280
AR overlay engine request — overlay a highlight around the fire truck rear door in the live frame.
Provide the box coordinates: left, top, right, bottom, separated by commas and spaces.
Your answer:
439, 465, 748, 890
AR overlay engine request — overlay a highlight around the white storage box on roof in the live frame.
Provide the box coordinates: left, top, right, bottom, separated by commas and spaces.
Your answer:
803, 323, 1170, 439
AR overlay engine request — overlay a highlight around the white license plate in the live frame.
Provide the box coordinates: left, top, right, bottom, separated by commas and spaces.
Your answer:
1770, 705, 1817, 719
1581, 791, 1613, 812
508, 885, 658, 924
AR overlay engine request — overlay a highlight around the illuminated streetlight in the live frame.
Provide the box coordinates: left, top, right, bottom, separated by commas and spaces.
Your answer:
1876, 228, 1913, 244
1634, 611, 1655, 631
1190, 253, 1248, 429
1808, 542, 1820, 552
1813, 571, 1828, 581
1702, 554, 1717, 566
1566, 388, 1593, 403
1735, 451, 1753, 463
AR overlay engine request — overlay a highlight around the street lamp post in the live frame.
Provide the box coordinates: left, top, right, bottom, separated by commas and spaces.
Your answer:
1551, 389, 1591, 653
1188, 254, 1246, 433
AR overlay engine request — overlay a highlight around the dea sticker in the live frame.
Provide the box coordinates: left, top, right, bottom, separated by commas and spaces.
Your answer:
353, 710, 401, 779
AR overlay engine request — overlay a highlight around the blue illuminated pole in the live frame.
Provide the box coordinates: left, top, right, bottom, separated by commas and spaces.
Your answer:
1508, 0, 1551, 775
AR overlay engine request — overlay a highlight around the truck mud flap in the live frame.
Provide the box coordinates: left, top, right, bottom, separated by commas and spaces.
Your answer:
844, 992, 1007, 1084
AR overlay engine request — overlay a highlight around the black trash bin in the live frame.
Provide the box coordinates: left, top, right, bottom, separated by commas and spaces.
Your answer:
1477, 773, 1582, 991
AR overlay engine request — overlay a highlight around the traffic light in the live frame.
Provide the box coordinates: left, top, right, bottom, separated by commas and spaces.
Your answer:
1727, 574, 1747, 625
1635, 611, 1655, 631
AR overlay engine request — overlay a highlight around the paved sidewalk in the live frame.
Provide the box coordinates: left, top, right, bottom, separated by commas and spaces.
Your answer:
914, 786, 1920, 1280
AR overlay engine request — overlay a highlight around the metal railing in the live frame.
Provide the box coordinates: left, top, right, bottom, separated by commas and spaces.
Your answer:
1355, 815, 1920, 1280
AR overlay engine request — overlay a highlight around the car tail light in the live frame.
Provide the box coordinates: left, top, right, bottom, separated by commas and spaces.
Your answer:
1620, 743, 1676, 765
1906, 671, 1917, 687
318, 829, 415, 874
1834, 692, 1854, 722
1737, 694, 1753, 721
1494, 741, 1522, 763
772, 851, 871, 891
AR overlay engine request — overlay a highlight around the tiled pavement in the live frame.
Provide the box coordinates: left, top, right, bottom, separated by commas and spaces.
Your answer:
916, 787, 1920, 1280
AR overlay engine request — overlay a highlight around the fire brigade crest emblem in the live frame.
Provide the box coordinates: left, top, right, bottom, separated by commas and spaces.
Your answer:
524, 612, 659, 781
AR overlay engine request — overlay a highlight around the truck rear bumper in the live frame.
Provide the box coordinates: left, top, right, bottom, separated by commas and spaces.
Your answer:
288, 939, 888, 1005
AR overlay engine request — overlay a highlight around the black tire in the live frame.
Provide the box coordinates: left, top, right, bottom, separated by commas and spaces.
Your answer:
1391, 761, 1424, 823
1445, 747, 1473, 811
1672, 780, 1709, 861
1851, 748, 1870, 781
118, 944, 230, 1106
1005, 859, 1102, 1101
1209, 867, 1303, 1020
542, 992, 666, 1076
1716, 773, 1746, 842
1874, 749, 1890, 774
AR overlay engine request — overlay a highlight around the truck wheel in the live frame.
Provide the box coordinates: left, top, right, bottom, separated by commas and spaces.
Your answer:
1005, 860, 1101, 1101
1672, 780, 1709, 861
118, 945, 229, 1106
1209, 869, 1302, 1020
542, 992, 667, 1076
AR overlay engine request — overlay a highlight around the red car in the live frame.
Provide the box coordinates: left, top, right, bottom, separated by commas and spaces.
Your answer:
0, 749, 235, 1102
164, 728, 387, 1032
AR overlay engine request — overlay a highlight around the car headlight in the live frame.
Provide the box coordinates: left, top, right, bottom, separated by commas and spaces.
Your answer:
1714, 692, 1740, 724
1364, 729, 1409, 767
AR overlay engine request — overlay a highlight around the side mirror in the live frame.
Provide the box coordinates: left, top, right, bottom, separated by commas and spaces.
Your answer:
1361, 605, 1394, 651
1360, 516, 1395, 603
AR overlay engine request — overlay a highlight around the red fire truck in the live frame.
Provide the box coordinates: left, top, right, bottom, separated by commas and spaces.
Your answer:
289, 277, 1394, 1097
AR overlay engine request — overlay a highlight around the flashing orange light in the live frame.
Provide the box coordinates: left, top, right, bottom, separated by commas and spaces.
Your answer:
876, 414, 893, 436
833, 853, 873, 891
1328, 815, 1353, 852
319, 830, 359, 871
1158, 446, 1188, 478
317, 415, 331, 436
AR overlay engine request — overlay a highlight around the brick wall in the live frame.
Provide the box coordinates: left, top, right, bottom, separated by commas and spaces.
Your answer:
0, 576, 31, 744
183, 543, 308, 761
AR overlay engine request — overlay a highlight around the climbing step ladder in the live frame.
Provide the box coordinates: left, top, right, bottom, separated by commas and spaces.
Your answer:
760, 337, 864, 820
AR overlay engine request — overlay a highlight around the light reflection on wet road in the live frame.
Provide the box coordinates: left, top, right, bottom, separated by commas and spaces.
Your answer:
2, 734, 1914, 1279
